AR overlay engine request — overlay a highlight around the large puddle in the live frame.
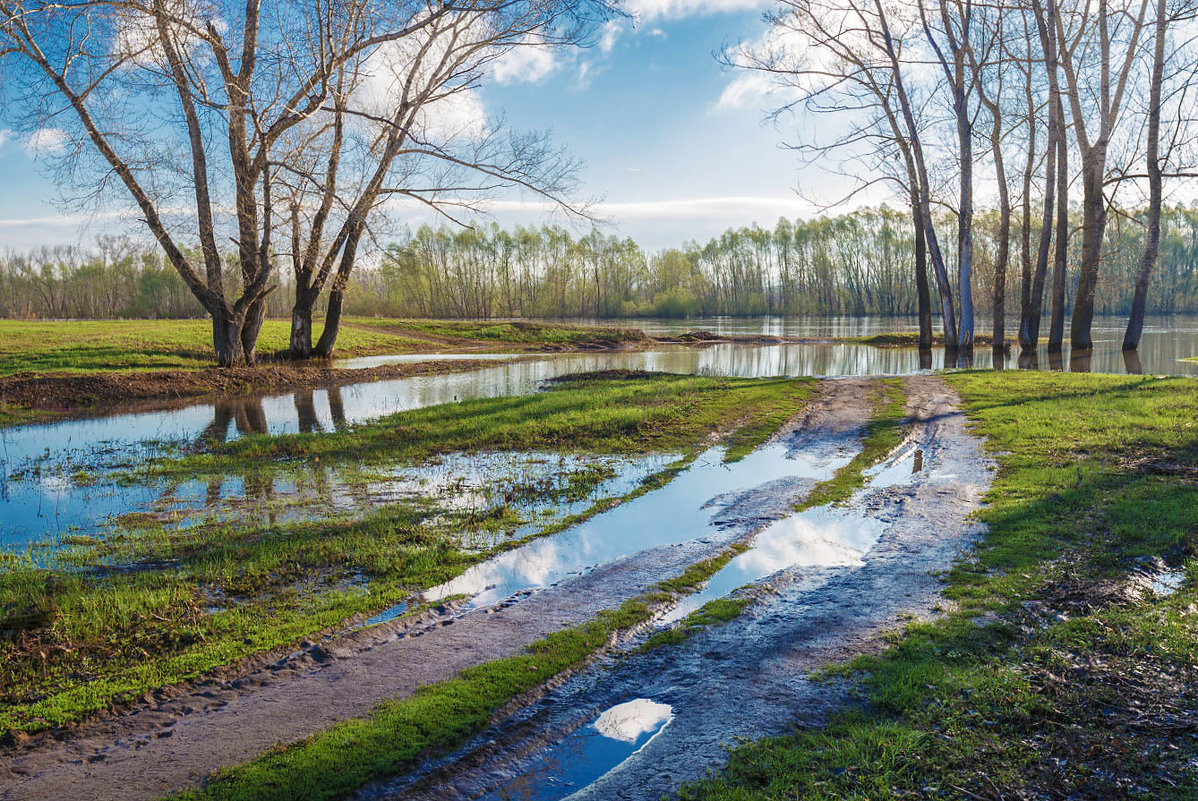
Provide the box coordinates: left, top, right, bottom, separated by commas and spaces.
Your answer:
401, 401, 976, 801
363, 436, 855, 622
660, 438, 923, 625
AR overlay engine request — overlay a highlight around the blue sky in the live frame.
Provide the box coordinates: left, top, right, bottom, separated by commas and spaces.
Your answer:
0, 1, 857, 251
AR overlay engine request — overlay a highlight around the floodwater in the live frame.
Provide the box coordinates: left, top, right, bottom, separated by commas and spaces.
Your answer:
367, 435, 856, 622
605, 313, 1198, 376
2, 314, 1195, 551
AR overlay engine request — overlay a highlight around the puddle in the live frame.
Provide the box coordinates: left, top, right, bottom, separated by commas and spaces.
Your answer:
1152, 569, 1186, 596
1, 450, 668, 564
477, 699, 673, 801
402, 439, 854, 614
660, 505, 887, 625
660, 437, 923, 625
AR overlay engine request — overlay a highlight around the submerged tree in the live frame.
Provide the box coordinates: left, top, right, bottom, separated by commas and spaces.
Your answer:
0, 0, 610, 365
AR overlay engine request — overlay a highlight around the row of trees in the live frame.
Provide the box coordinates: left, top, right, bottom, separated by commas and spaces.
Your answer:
739, 0, 1198, 354
8, 204, 1198, 321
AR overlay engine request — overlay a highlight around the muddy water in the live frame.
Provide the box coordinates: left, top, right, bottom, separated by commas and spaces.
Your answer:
371, 378, 992, 801
357, 437, 857, 624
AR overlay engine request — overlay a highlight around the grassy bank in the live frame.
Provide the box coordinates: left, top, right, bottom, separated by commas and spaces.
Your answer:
679, 371, 1198, 800
0, 373, 811, 735
0, 318, 648, 377
159, 371, 806, 475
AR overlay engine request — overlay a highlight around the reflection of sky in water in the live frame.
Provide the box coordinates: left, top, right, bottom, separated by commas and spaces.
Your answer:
0, 450, 668, 556
421, 440, 849, 609
336, 353, 520, 369
660, 437, 923, 625
661, 507, 887, 625
479, 699, 672, 801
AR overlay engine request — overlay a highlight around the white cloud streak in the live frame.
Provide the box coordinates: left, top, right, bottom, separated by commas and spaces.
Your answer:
492, 37, 559, 84
626, 0, 768, 22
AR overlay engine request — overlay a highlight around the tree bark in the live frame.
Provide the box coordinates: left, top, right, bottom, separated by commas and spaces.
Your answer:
1049, 110, 1070, 352
1124, 0, 1167, 351
1022, 0, 1059, 352
913, 195, 934, 349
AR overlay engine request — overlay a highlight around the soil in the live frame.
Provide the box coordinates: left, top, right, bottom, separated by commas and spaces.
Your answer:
0, 359, 507, 416
0, 379, 877, 801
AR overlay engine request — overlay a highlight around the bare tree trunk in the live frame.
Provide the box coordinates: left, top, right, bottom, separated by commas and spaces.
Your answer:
314, 225, 363, 358
211, 309, 246, 368
913, 195, 934, 349
1124, 0, 1167, 351
876, 0, 958, 347
242, 297, 268, 362
315, 287, 346, 358
290, 295, 315, 358
1017, 14, 1037, 349
1025, 0, 1059, 352
1049, 102, 1069, 351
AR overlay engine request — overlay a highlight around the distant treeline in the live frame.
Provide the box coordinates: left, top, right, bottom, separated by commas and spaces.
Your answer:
4, 206, 1198, 320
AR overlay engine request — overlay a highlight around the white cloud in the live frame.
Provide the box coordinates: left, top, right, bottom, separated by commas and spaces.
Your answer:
599, 21, 623, 53
415, 89, 490, 142
357, 30, 490, 144
626, 0, 768, 22
492, 38, 558, 84
23, 128, 69, 158
716, 72, 778, 111
0, 129, 14, 150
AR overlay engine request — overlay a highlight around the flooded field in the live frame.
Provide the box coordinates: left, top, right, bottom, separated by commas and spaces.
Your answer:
3, 314, 1195, 554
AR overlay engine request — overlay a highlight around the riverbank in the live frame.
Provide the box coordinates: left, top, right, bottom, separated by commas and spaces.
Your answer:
0, 319, 820, 424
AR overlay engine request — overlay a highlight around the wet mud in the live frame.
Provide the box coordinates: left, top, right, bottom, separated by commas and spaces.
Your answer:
359, 375, 993, 801
0, 379, 876, 801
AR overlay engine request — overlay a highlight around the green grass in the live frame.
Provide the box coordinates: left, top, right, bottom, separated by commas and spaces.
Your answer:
349, 318, 648, 348
0, 318, 649, 376
795, 378, 908, 511
170, 536, 766, 801
0, 319, 440, 375
1, 373, 811, 735
678, 372, 1198, 800
639, 596, 754, 652
158, 373, 812, 475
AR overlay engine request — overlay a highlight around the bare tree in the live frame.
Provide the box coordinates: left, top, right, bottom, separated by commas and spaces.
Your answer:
922, 0, 977, 353
973, 0, 1019, 351
1121, 0, 1166, 350
1056, 0, 1150, 349
722, 0, 955, 349
1, 0, 610, 365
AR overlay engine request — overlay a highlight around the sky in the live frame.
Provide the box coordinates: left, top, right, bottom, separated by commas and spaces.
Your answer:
0, 0, 870, 252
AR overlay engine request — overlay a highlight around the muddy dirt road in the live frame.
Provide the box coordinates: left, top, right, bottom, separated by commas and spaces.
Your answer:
358, 375, 993, 801
0, 380, 878, 801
